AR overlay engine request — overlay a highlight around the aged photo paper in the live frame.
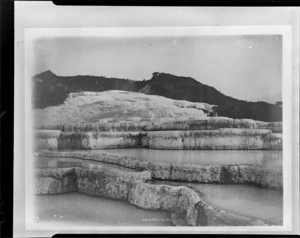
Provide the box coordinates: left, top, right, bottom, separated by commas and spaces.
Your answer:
14, 3, 300, 236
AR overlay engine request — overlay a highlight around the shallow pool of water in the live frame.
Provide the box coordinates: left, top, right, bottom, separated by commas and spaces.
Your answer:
34, 192, 173, 226
152, 180, 283, 225
81, 149, 282, 168
35, 155, 137, 172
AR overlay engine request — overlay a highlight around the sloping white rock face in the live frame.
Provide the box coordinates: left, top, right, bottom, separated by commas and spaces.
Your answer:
34, 90, 215, 126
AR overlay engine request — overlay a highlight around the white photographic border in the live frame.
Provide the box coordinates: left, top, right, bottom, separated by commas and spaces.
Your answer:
18, 26, 294, 235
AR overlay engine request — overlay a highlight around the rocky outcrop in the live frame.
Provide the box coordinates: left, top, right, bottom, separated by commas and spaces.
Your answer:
35, 167, 151, 196
76, 168, 150, 200
37, 150, 282, 189
35, 167, 77, 194
34, 130, 141, 150
128, 181, 268, 226
36, 117, 282, 133
142, 129, 282, 150
57, 131, 140, 150
34, 167, 269, 226
34, 128, 282, 151
34, 130, 61, 151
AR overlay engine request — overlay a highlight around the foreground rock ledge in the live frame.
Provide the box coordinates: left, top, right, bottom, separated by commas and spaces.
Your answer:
34, 128, 282, 150
35, 167, 270, 226
37, 150, 283, 189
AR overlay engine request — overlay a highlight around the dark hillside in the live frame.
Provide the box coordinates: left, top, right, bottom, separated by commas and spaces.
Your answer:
32, 70, 137, 109
32, 71, 282, 122
136, 72, 282, 122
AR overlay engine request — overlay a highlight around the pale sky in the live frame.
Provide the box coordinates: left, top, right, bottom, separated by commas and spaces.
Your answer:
34, 35, 282, 102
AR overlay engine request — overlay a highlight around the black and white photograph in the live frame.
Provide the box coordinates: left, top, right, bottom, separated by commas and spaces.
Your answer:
13, 3, 299, 236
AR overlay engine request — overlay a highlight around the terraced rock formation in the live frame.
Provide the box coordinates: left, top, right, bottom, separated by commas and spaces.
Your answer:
37, 150, 282, 189
36, 117, 282, 133
35, 166, 270, 226
32, 85, 283, 226
33, 90, 283, 151
34, 128, 282, 151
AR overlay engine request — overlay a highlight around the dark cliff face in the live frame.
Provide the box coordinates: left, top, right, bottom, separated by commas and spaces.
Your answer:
32, 71, 282, 122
